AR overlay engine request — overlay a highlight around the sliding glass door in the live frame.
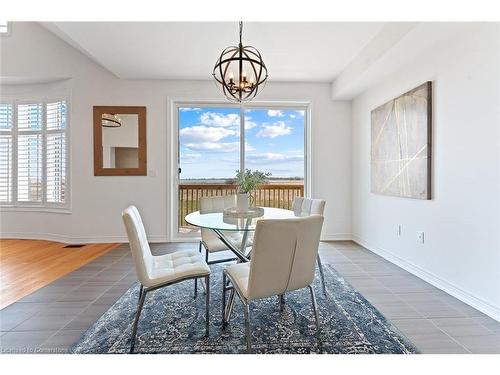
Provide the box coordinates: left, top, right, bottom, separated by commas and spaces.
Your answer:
244, 107, 305, 209
175, 102, 308, 235
177, 106, 240, 233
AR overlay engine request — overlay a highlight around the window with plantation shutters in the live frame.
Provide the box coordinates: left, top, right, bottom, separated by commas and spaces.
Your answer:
0, 22, 8, 35
17, 104, 43, 202
0, 104, 13, 202
0, 99, 69, 209
46, 101, 66, 203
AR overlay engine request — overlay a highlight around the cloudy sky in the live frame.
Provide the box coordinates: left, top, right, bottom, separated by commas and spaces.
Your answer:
179, 107, 305, 179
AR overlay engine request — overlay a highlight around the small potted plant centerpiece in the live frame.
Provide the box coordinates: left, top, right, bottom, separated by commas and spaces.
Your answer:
234, 169, 271, 212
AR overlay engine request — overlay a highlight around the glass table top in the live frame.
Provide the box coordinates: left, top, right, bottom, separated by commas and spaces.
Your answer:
184, 207, 298, 231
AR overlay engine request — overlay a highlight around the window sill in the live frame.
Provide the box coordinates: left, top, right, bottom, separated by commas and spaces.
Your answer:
0, 206, 72, 214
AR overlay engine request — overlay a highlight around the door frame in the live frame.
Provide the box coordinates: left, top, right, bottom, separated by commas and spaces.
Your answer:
168, 98, 312, 241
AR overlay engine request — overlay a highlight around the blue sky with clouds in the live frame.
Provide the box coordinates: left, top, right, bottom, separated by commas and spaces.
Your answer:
179, 107, 304, 179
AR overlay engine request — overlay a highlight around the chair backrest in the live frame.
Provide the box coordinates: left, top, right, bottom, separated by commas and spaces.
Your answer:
247, 215, 324, 300
122, 205, 153, 286
199, 195, 236, 214
200, 195, 236, 240
292, 197, 325, 216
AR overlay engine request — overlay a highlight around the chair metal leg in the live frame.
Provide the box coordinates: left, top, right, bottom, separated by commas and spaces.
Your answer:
193, 241, 203, 298
138, 285, 144, 303
308, 285, 321, 352
205, 275, 210, 337
316, 253, 327, 296
243, 302, 251, 353
279, 294, 286, 312
193, 241, 206, 299
225, 290, 236, 325
222, 271, 237, 328
222, 272, 227, 328
130, 288, 147, 354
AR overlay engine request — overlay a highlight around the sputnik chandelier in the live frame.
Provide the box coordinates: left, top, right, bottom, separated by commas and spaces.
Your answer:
213, 22, 268, 102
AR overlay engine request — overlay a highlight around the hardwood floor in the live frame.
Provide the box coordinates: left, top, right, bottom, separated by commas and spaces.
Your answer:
0, 239, 120, 309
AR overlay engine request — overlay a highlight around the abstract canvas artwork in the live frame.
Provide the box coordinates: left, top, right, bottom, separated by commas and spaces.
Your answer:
371, 82, 432, 200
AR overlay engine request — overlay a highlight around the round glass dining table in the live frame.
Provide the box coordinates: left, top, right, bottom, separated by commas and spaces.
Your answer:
185, 207, 297, 262
186, 207, 299, 324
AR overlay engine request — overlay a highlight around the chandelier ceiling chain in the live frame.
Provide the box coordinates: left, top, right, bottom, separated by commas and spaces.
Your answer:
239, 21, 242, 44
212, 21, 268, 103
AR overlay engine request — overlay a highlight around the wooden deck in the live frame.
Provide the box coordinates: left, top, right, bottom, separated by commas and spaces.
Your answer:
178, 183, 304, 229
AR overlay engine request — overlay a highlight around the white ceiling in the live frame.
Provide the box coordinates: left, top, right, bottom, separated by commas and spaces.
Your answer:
42, 22, 385, 82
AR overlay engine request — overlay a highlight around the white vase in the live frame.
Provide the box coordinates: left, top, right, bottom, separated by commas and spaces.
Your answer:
236, 193, 249, 212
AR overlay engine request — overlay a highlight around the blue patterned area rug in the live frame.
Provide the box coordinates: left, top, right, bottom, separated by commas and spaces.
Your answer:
70, 264, 419, 354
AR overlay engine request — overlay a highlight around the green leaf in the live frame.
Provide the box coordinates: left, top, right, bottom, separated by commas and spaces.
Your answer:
235, 169, 271, 193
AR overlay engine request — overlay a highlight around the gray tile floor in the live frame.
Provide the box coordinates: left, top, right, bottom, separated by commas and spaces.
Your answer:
1, 241, 499, 354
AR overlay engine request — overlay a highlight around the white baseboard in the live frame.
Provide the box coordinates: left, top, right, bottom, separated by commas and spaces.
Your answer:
321, 233, 353, 241
352, 234, 500, 323
0, 232, 169, 244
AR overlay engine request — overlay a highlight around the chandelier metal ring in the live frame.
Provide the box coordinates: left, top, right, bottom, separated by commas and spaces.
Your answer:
101, 113, 122, 128
212, 22, 268, 102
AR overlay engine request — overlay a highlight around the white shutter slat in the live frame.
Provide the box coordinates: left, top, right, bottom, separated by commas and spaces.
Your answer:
18, 104, 42, 131
47, 101, 66, 130
0, 103, 13, 130
46, 100, 67, 204
0, 22, 8, 34
0, 103, 13, 202
17, 133, 42, 202
0, 134, 12, 202
46, 132, 66, 203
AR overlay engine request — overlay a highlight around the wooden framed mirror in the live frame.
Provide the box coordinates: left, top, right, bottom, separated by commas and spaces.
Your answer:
93, 106, 147, 176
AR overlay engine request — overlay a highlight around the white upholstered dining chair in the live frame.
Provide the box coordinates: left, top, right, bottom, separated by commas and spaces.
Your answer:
199, 195, 252, 263
196, 194, 260, 296
292, 197, 327, 295
222, 215, 324, 352
122, 205, 211, 353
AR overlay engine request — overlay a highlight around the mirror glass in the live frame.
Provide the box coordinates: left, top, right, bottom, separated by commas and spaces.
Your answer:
101, 113, 139, 168
94, 106, 146, 176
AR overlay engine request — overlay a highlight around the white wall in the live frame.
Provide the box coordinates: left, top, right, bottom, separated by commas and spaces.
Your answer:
0, 22, 352, 243
351, 23, 500, 320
